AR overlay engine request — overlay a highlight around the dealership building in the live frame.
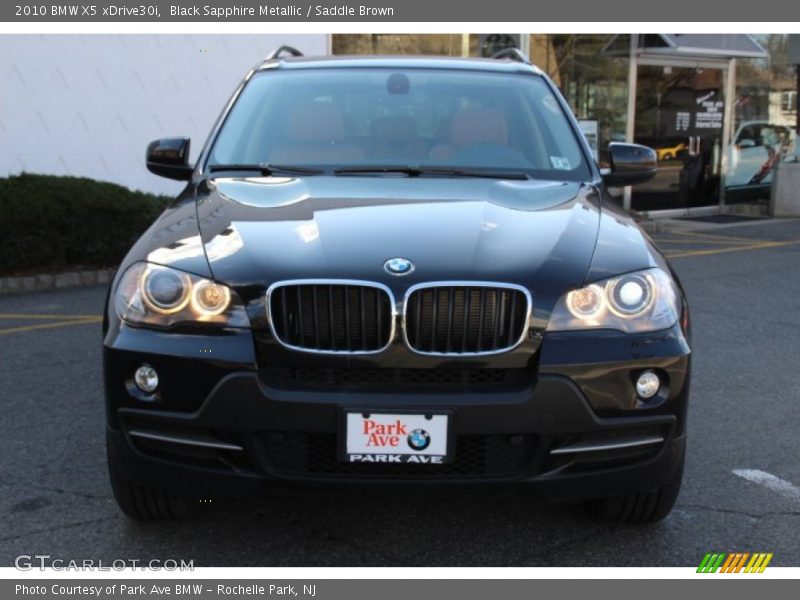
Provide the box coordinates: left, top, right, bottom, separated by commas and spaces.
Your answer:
335, 33, 799, 217
1, 33, 797, 216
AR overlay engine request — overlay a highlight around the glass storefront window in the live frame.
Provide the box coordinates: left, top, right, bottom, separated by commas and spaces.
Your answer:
728, 34, 799, 202
632, 66, 726, 211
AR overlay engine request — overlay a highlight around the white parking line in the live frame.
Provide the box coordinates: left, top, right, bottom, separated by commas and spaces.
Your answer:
733, 469, 800, 504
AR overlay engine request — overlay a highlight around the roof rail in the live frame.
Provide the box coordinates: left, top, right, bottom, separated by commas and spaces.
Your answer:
265, 45, 304, 61
490, 48, 531, 65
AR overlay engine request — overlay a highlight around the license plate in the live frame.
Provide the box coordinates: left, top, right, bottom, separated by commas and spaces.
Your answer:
344, 412, 449, 464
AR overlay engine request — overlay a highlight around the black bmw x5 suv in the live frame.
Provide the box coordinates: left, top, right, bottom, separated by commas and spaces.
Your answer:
104, 48, 690, 524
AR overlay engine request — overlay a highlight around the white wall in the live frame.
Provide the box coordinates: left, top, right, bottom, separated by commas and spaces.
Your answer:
0, 34, 330, 195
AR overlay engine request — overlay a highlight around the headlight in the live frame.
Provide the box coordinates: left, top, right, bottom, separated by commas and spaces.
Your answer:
142, 268, 192, 314
547, 268, 680, 333
115, 262, 249, 328
191, 280, 231, 316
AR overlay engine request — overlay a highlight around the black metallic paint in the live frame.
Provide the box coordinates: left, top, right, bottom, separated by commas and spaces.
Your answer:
145, 137, 193, 181
600, 142, 659, 187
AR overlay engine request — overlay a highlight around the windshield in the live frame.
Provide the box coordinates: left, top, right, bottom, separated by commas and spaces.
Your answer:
207, 67, 591, 181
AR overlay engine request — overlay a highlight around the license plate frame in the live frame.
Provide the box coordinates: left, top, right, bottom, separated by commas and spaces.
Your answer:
340, 409, 453, 464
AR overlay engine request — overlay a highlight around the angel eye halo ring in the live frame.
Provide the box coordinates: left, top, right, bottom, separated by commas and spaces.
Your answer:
141, 266, 192, 314
606, 273, 655, 317
566, 284, 605, 319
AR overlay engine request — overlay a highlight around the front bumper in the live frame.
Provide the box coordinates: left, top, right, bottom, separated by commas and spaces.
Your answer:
104, 322, 690, 500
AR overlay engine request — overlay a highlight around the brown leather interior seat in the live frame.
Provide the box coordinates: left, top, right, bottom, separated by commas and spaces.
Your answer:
269, 101, 364, 164
429, 108, 509, 161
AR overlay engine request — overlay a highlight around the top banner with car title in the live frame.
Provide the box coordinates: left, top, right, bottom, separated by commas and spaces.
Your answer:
3, 0, 800, 22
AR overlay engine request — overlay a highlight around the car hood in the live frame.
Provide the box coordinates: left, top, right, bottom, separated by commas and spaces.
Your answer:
195, 176, 601, 301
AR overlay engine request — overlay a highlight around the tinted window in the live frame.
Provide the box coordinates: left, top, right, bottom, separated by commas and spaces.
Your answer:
209, 68, 591, 181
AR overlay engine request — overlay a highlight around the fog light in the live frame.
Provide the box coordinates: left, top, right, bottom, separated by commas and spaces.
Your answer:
134, 365, 159, 393
635, 370, 660, 399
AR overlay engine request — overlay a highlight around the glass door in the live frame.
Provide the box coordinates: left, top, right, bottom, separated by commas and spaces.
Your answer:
632, 65, 726, 212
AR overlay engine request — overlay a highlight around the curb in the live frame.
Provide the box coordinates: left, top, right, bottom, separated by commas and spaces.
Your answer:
637, 219, 704, 234
637, 216, 794, 235
0, 269, 114, 296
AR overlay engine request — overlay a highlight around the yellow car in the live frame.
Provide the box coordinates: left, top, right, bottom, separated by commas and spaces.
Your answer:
656, 142, 687, 161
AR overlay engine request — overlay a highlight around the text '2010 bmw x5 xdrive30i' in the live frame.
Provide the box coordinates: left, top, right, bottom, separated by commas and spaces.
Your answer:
104, 47, 690, 524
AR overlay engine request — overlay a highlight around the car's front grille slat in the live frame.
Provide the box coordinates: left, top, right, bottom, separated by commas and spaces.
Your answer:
414, 289, 423, 346
374, 287, 383, 348
294, 287, 304, 347
359, 288, 366, 349
507, 291, 517, 347
477, 288, 486, 352
311, 286, 320, 347
326, 286, 335, 349
461, 289, 470, 353
405, 284, 528, 355
446, 289, 455, 353
493, 290, 502, 348
430, 287, 439, 352
344, 286, 353, 349
270, 282, 392, 353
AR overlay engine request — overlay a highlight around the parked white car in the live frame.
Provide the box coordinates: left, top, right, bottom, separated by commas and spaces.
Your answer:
726, 121, 799, 190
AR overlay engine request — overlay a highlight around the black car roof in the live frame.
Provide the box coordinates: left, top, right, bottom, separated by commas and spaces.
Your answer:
256, 55, 544, 76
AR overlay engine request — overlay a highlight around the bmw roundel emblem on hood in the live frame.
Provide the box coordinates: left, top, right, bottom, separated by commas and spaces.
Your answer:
384, 257, 414, 276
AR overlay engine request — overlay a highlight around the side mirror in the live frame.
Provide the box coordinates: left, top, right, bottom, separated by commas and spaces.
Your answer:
737, 139, 756, 148
601, 142, 657, 186
146, 137, 193, 181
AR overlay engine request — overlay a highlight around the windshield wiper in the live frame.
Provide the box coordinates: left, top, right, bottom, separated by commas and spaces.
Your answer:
333, 166, 529, 180
208, 163, 324, 176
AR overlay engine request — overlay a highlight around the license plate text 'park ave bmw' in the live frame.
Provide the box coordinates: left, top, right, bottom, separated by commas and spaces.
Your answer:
345, 412, 449, 463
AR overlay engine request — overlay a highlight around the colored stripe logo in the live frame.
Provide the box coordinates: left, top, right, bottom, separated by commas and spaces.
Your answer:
697, 552, 773, 573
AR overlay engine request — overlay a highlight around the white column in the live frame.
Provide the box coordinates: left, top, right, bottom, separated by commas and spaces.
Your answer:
461, 34, 470, 57
720, 58, 737, 210
520, 34, 531, 59
623, 34, 639, 211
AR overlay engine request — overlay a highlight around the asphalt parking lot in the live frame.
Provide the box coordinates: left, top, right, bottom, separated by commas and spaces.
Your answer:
2, 219, 800, 567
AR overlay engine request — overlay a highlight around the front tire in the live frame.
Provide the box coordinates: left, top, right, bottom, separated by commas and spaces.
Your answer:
583, 442, 685, 524
107, 433, 201, 520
